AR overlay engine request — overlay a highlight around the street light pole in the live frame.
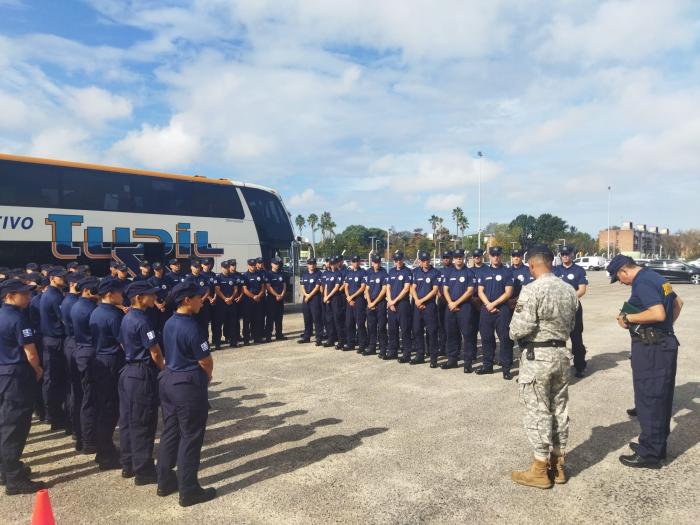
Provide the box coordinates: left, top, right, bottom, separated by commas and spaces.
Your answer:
477, 151, 483, 248
607, 185, 612, 259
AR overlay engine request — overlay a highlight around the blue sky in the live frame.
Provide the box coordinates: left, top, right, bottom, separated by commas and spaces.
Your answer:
1, 0, 700, 238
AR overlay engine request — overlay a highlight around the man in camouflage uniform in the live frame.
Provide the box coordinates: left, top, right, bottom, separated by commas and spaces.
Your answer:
509, 244, 578, 489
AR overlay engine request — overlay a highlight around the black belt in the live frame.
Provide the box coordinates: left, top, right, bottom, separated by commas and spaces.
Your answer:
125, 360, 150, 365
525, 340, 567, 348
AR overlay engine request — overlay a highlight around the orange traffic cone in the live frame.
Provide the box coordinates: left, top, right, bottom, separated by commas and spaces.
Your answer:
31, 489, 56, 525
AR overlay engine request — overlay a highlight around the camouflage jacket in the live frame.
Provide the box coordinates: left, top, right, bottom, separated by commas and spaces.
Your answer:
509, 272, 578, 343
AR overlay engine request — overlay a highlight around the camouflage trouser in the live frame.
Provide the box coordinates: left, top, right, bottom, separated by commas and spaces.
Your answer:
518, 347, 571, 459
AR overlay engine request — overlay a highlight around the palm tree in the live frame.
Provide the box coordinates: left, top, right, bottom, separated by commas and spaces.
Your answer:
457, 214, 469, 247
451, 207, 469, 247
319, 211, 335, 244
295, 214, 306, 238
307, 213, 319, 249
429, 215, 440, 258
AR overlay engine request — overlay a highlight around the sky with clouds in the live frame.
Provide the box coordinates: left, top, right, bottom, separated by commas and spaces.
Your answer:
1, 0, 699, 237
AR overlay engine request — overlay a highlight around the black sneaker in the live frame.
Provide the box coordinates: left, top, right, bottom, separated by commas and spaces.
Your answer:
121, 467, 135, 479
5, 478, 47, 496
135, 471, 158, 486
297, 338, 310, 344
0, 464, 31, 486
179, 486, 217, 507
157, 475, 178, 497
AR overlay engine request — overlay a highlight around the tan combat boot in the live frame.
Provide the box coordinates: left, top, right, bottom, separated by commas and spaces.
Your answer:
549, 454, 567, 484
511, 458, 553, 489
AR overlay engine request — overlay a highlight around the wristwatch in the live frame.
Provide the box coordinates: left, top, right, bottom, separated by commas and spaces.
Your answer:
621, 313, 629, 324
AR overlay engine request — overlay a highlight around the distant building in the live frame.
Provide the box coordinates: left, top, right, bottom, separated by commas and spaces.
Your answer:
598, 221, 672, 259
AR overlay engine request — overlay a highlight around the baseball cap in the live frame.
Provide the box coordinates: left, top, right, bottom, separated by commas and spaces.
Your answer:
607, 254, 635, 283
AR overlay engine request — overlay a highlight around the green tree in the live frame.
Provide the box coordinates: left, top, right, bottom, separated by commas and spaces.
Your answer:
294, 214, 306, 238
509, 214, 537, 249
534, 213, 568, 246
319, 211, 336, 244
307, 213, 319, 249
452, 207, 469, 247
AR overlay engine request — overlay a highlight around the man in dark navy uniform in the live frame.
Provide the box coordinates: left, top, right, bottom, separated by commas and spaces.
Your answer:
343, 255, 367, 353
165, 259, 186, 287
157, 281, 216, 507
89, 278, 126, 469
609, 255, 684, 469
108, 260, 119, 279
265, 257, 287, 342
436, 250, 453, 357
118, 281, 165, 485
242, 259, 266, 344
39, 266, 68, 429
228, 260, 244, 347
254, 257, 268, 334
509, 248, 533, 312
213, 260, 237, 349
477, 247, 515, 379
27, 274, 46, 421
364, 255, 388, 357
323, 257, 346, 349
60, 272, 82, 436
409, 252, 441, 367
70, 277, 100, 453
135, 261, 152, 282
201, 258, 218, 343
297, 258, 323, 346
442, 249, 477, 372
0, 279, 46, 495
185, 259, 212, 341
386, 251, 412, 361
469, 249, 486, 357
147, 262, 171, 347
554, 247, 588, 377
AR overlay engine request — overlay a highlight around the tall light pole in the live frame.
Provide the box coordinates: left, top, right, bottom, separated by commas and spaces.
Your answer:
607, 185, 612, 259
477, 151, 483, 248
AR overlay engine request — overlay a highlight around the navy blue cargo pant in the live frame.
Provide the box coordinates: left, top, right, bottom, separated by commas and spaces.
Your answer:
437, 298, 448, 354
479, 305, 514, 371
302, 296, 323, 343
119, 362, 159, 476
345, 297, 367, 349
157, 368, 209, 495
331, 295, 346, 346
41, 336, 66, 425
412, 301, 438, 360
387, 299, 412, 358
63, 335, 77, 433
212, 302, 236, 347
74, 344, 96, 448
93, 353, 124, 463
631, 335, 678, 460
0, 364, 34, 486
243, 297, 264, 343
571, 304, 586, 372
265, 296, 284, 339
366, 300, 388, 355
445, 303, 475, 365
470, 299, 482, 356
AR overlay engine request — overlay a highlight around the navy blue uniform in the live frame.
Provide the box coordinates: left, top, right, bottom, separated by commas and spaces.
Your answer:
628, 268, 678, 460
89, 303, 124, 464
323, 270, 346, 347
411, 266, 441, 361
344, 268, 367, 349
436, 265, 453, 355
118, 308, 159, 477
28, 293, 44, 419
242, 270, 266, 343
60, 292, 79, 435
212, 272, 237, 347
365, 267, 388, 356
185, 273, 213, 340
71, 297, 97, 449
444, 266, 477, 365
470, 264, 487, 353
554, 263, 588, 372
265, 270, 286, 340
511, 264, 534, 295
478, 265, 514, 371
147, 275, 172, 346
157, 313, 210, 496
201, 270, 218, 340
300, 270, 323, 343
387, 266, 412, 358
0, 305, 37, 486
39, 285, 66, 425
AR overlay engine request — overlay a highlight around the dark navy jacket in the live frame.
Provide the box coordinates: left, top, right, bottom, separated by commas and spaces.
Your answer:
89, 303, 124, 356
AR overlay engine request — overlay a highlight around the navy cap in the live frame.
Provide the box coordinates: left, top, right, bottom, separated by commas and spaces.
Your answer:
76, 277, 99, 293
350, 255, 360, 263
228, 259, 237, 266
77, 264, 91, 273
66, 261, 79, 270
97, 277, 127, 296
560, 246, 573, 255
418, 251, 430, 261
22, 272, 42, 284
139, 260, 150, 268
247, 258, 256, 266
489, 247, 503, 256
115, 263, 128, 272
306, 257, 317, 264
170, 281, 207, 304
330, 255, 339, 264
528, 244, 554, 258
125, 281, 159, 299
337, 254, 345, 260
190, 258, 201, 266
511, 249, 524, 257
220, 260, 231, 269
371, 255, 381, 263
152, 262, 163, 270
607, 255, 635, 283
66, 272, 84, 284
441, 251, 453, 259
255, 257, 264, 264
454, 249, 465, 258
202, 258, 213, 266
48, 267, 68, 278
392, 250, 404, 261
168, 258, 180, 266
472, 249, 484, 257
26, 262, 39, 271
271, 257, 282, 265
0, 279, 35, 297
109, 261, 118, 269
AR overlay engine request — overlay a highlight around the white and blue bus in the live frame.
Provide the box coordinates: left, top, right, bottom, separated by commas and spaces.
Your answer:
0, 153, 296, 279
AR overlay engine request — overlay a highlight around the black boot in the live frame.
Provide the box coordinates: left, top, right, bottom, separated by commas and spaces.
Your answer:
179, 486, 217, 507
5, 477, 47, 496
441, 360, 458, 370
476, 366, 493, 375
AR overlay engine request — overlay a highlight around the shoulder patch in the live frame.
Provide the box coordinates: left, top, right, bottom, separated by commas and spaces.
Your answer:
662, 282, 673, 296
22, 328, 33, 337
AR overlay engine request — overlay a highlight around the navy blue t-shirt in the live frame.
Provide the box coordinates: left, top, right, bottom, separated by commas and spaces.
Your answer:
29, 293, 42, 335
164, 271, 186, 288
0, 304, 35, 365
628, 268, 677, 333
267, 270, 286, 294
162, 313, 210, 372
90, 303, 124, 356
444, 266, 477, 299
554, 263, 588, 290
60, 293, 79, 337
388, 266, 412, 299
365, 267, 388, 301
242, 270, 265, 295
478, 264, 515, 301
511, 264, 534, 296
216, 272, 236, 296
148, 275, 171, 302
71, 297, 97, 346
345, 267, 367, 295
300, 270, 322, 294
39, 285, 65, 337
119, 308, 158, 362
412, 266, 441, 299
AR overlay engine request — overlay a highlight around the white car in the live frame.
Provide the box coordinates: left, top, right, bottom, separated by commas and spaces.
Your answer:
688, 258, 700, 268
574, 256, 607, 271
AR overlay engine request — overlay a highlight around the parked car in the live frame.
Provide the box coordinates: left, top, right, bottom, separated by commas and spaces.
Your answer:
643, 260, 700, 285
574, 256, 607, 271
688, 258, 700, 268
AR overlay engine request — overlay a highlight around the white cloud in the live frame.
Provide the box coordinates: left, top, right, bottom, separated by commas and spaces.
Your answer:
509, 106, 592, 153
109, 117, 201, 169
224, 133, 275, 160
29, 127, 90, 160
425, 193, 466, 211
288, 188, 321, 208
65, 86, 132, 125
